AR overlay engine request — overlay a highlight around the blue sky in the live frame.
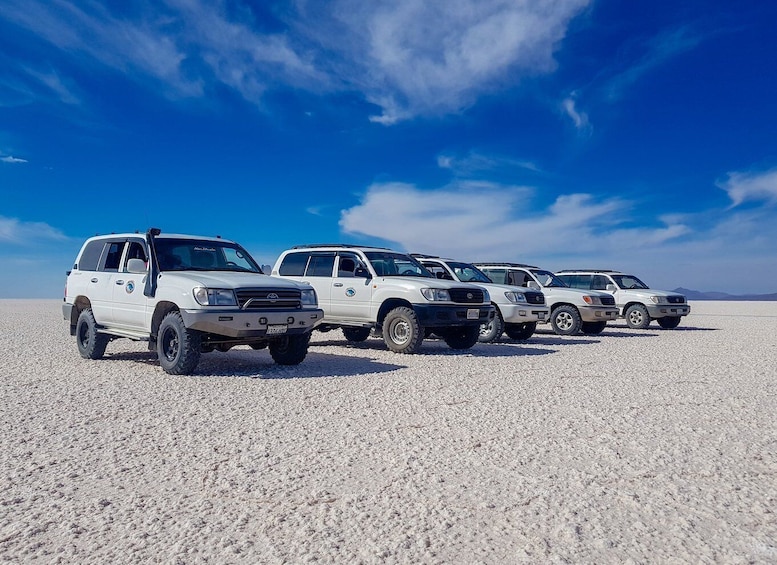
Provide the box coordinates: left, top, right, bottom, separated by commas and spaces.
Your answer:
2, 0, 776, 298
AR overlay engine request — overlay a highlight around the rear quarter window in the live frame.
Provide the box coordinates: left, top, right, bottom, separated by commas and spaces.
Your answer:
77, 241, 104, 271
279, 252, 309, 276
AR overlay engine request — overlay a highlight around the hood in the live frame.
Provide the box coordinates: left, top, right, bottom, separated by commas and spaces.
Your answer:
162, 271, 311, 290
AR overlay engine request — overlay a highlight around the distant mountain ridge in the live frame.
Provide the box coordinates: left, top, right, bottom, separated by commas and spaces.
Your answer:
673, 287, 777, 301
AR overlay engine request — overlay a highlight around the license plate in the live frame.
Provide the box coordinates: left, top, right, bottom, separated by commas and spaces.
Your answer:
266, 324, 287, 335
466, 309, 479, 320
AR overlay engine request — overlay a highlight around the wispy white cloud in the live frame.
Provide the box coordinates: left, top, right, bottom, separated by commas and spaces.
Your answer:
437, 151, 541, 176
718, 168, 777, 207
0, 216, 67, 243
603, 27, 703, 102
561, 96, 591, 132
1, 155, 28, 163
3, 0, 590, 121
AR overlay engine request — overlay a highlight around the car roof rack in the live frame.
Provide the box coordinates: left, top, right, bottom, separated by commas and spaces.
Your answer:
556, 269, 620, 273
409, 253, 439, 259
291, 243, 389, 250
473, 262, 539, 269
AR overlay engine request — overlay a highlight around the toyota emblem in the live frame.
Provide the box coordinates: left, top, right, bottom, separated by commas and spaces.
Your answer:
267, 293, 279, 302
467, 292, 473, 299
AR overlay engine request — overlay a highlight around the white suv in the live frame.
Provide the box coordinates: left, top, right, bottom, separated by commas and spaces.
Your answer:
412, 255, 549, 341
272, 245, 495, 353
475, 263, 619, 335
555, 270, 691, 329
63, 228, 323, 374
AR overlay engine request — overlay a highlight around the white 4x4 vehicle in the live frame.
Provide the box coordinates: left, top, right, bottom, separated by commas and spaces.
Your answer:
412, 255, 549, 341
63, 228, 323, 374
555, 270, 691, 329
272, 245, 495, 353
475, 263, 619, 336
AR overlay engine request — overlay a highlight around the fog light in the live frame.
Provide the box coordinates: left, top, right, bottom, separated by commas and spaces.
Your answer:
519, 310, 527, 316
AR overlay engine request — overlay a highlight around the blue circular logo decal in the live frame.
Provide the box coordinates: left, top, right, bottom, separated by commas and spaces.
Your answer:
345, 288, 356, 297
125, 281, 135, 294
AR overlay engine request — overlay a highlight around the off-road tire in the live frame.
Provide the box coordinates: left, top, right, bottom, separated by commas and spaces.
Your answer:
581, 321, 607, 335
657, 316, 681, 329
550, 305, 582, 335
157, 311, 202, 375
625, 304, 651, 329
76, 308, 109, 360
442, 325, 480, 350
343, 327, 371, 342
504, 321, 537, 340
269, 333, 311, 365
478, 309, 504, 343
382, 307, 424, 354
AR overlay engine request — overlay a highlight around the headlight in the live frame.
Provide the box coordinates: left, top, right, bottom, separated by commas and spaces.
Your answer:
650, 295, 666, 304
421, 288, 451, 301
193, 287, 237, 306
300, 289, 318, 306
582, 295, 602, 305
482, 289, 490, 302
504, 291, 527, 304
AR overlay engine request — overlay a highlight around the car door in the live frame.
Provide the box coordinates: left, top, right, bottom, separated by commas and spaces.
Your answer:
111, 238, 150, 330
299, 252, 335, 313
328, 253, 373, 321
88, 240, 127, 324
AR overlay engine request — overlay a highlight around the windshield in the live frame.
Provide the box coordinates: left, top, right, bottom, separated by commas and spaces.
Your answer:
531, 269, 568, 288
448, 262, 492, 283
153, 238, 263, 273
611, 274, 649, 289
364, 251, 433, 277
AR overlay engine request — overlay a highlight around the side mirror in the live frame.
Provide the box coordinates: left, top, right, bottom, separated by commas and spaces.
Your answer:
355, 266, 372, 279
527, 281, 540, 291
606, 284, 617, 292
261, 264, 272, 274
127, 258, 147, 273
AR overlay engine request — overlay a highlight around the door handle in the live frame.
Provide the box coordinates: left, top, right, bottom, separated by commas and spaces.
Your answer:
90, 278, 98, 283
116, 280, 124, 285
333, 283, 344, 287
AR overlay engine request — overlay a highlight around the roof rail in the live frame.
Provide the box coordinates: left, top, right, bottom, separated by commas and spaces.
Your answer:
559, 269, 621, 274
410, 253, 440, 259
473, 262, 539, 269
290, 243, 389, 250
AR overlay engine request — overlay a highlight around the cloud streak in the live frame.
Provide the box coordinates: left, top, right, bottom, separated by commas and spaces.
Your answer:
0, 216, 67, 243
3, 0, 591, 122
718, 168, 777, 207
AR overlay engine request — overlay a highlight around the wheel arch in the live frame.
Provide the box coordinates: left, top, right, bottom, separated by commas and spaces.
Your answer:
377, 298, 414, 326
550, 302, 578, 314
151, 301, 180, 338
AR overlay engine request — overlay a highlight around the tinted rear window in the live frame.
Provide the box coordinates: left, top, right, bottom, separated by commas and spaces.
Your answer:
77, 241, 104, 271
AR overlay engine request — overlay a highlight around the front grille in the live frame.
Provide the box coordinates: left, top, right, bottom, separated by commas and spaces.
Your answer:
449, 287, 484, 303
236, 289, 301, 309
667, 295, 685, 304
600, 295, 616, 306
526, 291, 545, 305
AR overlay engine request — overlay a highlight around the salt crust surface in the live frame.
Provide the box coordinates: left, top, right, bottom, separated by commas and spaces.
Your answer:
1, 300, 776, 563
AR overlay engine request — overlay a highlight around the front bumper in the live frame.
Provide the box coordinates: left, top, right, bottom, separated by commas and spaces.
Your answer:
646, 303, 691, 318
579, 306, 620, 323
412, 303, 495, 328
499, 302, 549, 324
180, 307, 324, 338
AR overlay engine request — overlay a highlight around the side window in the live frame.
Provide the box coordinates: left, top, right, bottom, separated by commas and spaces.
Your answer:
102, 242, 126, 272
77, 241, 104, 271
482, 268, 506, 284
278, 252, 310, 276
122, 241, 148, 272
570, 274, 593, 289
507, 270, 526, 286
306, 254, 335, 277
336, 253, 361, 277
422, 262, 452, 280
592, 275, 610, 290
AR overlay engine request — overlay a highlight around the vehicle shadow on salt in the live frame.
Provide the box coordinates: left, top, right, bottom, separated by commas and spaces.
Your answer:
105, 349, 405, 378
313, 337, 556, 357
604, 324, 719, 333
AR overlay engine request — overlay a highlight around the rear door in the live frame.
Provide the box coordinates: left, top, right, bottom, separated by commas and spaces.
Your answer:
89, 240, 126, 324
